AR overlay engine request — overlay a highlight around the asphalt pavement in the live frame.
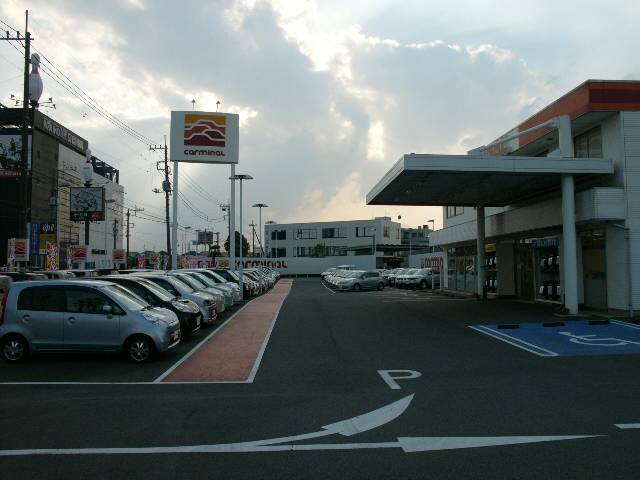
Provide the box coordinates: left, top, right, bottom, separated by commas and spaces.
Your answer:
1, 278, 640, 479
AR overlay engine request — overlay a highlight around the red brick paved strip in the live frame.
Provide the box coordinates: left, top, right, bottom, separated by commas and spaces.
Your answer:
162, 279, 293, 382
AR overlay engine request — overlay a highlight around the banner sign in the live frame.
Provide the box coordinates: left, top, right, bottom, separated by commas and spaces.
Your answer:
69, 187, 105, 221
12, 238, 29, 262
112, 249, 125, 264
30, 222, 40, 255
170, 111, 239, 164
150, 252, 159, 269
69, 245, 87, 262
46, 242, 59, 270
34, 111, 88, 153
137, 254, 145, 269
420, 254, 444, 272
39, 223, 56, 254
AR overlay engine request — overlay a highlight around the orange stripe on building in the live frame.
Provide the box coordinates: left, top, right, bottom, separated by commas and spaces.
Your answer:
162, 279, 293, 383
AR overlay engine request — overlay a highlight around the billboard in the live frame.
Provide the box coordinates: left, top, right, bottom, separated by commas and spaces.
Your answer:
170, 111, 239, 164
69, 246, 87, 262
0, 135, 31, 177
197, 230, 214, 245
46, 242, 59, 270
69, 187, 105, 221
112, 249, 125, 263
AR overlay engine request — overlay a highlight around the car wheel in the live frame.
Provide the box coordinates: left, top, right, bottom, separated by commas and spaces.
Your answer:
377, 282, 384, 291
126, 335, 155, 363
1, 335, 29, 363
353, 283, 361, 292
420, 280, 427, 289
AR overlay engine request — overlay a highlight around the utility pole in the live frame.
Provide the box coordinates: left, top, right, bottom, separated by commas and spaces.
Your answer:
126, 206, 143, 267
0, 11, 31, 240
150, 140, 171, 264
249, 221, 257, 257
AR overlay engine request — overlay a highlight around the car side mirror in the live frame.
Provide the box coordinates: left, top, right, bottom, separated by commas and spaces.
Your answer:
102, 304, 113, 317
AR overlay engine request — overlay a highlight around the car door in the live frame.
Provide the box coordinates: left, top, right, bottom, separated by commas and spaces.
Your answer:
15, 285, 65, 350
63, 286, 121, 351
366, 272, 380, 289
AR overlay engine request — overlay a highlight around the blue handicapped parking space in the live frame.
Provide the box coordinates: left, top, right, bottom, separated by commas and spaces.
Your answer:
470, 320, 640, 357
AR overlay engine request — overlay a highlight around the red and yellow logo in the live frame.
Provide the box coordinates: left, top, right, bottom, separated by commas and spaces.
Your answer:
184, 114, 226, 147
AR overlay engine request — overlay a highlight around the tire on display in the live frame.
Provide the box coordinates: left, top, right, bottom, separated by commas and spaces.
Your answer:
1, 335, 29, 363
353, 283, 361, 292
125, 335, 155, 363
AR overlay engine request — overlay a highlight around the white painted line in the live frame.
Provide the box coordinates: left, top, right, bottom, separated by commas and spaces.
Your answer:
469, 326, 559, 357
614, 423, 640, 429
153, 295, 262, 383
0, 435, 601, 456
320, 282, 336, 294
611, 320, 640, 330
245, 284, 292, 383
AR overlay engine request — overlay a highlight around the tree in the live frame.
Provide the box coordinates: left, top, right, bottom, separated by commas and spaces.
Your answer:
224, 231, 250, 257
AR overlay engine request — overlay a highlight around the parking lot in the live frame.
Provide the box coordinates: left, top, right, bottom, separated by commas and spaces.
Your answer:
2, 278, 640, 479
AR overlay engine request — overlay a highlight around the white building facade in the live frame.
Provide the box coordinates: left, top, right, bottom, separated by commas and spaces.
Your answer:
368, 80, 640, 316
264, 217, 401, 259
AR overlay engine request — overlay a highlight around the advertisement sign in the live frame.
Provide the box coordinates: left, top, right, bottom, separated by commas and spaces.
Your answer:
30, 223, 40, 255
420, 253, 444, 272
69, 246, 87, 262
150, 252, 159, 269
0, 135, 31, 177
170, 111, 239, 164
13, 238, 29, 262
34, 112, 88, 153
6, 238, 16, 270
197, 230, 214, 245
137, 254, 145, 269
39, 223, 56, 254
69, 187, 105, 221
112, 249, 125, 264
46, 242, 59, 270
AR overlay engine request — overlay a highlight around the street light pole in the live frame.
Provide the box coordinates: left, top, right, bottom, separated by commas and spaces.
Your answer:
252, 203, 268, 257
230, 174, 253, 300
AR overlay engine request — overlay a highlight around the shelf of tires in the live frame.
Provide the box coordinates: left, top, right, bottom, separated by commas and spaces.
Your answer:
484, 253, 498, 294
537, 253, 561, 301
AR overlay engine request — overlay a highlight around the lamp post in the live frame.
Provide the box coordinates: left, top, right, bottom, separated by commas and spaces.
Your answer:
183, 226, 191, 255
230, 174, 253, 300
252, 203, 268, 257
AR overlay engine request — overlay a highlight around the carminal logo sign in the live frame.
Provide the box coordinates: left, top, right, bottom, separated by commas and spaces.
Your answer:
170, 111, 239, 164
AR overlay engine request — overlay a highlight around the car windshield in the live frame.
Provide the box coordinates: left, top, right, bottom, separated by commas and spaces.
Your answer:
137, 278, 175, 301
407, 269, 419, 275
164, 276, 195, 293
191, 272, 218, 288
101, 284, 149, 311
206, 271, 226, 283
348, 271, 364, 278
419, 268, 432, 275
175, 274, 207, 290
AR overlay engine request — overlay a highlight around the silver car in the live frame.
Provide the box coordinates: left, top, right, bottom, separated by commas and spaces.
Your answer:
0, 280, 181, 363
169, 272, 228, 312
402, 268, 440, 289
333, 270, 385, 292
178, 271, 236, 308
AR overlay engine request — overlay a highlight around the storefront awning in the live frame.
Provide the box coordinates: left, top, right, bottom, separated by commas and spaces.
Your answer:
366, 154, 613, 207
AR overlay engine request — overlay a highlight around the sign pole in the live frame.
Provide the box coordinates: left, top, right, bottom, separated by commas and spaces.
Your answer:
171, 160, 179, 270
230, 163, 236, 272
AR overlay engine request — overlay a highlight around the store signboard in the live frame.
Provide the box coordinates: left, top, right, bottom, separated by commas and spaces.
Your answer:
112, 249, 125, 263
69, 187, 105, 221
69, 246, 87, 262
137, 254, 145, 269
0, 135, 31, 177
46, 242, 59, 270
30, 223, 40, 255
533, 237, 559, 249
170, 111, 239, 164
34, 112, 88, 153
39, 222, 56, 254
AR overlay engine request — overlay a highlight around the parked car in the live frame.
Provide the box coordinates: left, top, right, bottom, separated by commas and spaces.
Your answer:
387, 268, 408, 287
98, 275, 202, 337
400, 268, 439, 289
320, 267, 338, 280
333, 270, 385, 292
395, 269, 419, 288
177, 271, 235, 309
67, 269, 99, 278
185, 269, 242, 302
210, 268, 259, 297
2, 272, 48, 282
132, 273, 218, 325
43, 270, 76, 279
0, 280, 181, 363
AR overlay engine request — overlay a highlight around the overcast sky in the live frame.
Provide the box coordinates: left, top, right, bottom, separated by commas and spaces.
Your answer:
1, 0, 639, 252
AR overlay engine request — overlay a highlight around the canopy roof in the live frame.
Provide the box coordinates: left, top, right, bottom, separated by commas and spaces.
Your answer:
366, 154, 613, 207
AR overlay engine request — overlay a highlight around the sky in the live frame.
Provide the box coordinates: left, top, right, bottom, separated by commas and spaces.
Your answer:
1, 0, 639, 252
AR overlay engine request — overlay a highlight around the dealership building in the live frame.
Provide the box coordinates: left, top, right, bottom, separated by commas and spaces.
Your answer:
368, 80, 640, 316
0, 108, 124, 269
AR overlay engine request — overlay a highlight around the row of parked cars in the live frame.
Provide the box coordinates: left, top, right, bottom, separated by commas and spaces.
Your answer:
320, 266, 439, 292
0, 267, 280, 364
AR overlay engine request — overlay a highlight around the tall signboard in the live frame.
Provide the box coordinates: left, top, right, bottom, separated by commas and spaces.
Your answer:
69, 186, 105, 221
169, 111, 239, 164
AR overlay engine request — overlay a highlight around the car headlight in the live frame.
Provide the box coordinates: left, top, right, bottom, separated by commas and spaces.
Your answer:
203, 299, 212, 306
142, 312, 166, 325
173, 302, 190, 312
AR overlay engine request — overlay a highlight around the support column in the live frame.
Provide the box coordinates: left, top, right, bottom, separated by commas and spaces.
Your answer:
171, 161, 178, 270
476, 205, 486, 299
230, 164, 236, 271
558, 114, 578, 314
